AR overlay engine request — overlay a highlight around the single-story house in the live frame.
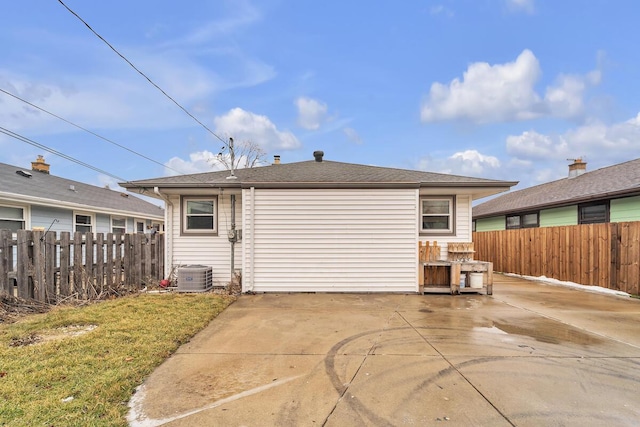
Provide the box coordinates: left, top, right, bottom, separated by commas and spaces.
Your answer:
122, 151, 516, 293
0, 156, 164, 235
473, 158, 640, 232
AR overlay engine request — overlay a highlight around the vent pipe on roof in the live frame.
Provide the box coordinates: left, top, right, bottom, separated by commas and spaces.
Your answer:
313, 150, 324, 162
567, 158, 587, 178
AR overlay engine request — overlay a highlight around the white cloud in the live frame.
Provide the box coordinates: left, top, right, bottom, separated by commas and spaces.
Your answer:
430, 5, 454, 17
164, 150, 220, 176
421, 50, 543, 123
506, 0, 535, 14
214, 107, 301, 151
421, 49, 601, 123
295, 97, 328, 130
506, 113, 640, 167
416, 149, 502, 178
343, 127, 362, 144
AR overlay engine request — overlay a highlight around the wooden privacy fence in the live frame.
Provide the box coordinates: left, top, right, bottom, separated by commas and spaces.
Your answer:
0, 229, 164, 302
473, 222, 640, 295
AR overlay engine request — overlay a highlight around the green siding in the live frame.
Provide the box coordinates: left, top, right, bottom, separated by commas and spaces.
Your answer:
540, 206, 577, 227
475, 216, 506, 231
611, 196, 640, 222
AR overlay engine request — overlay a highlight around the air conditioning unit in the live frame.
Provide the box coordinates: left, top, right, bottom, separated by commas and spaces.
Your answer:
177, 265, 213, 292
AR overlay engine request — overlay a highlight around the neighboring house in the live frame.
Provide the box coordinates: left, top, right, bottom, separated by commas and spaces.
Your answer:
473, 158, 640, 232
0, 156, 164, 236
121, 151, 516, 293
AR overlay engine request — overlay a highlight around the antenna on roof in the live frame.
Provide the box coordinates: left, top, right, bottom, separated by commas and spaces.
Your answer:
226, 137, 237, 180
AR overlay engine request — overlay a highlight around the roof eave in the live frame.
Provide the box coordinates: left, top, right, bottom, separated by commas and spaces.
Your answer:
473, 187, 640, 219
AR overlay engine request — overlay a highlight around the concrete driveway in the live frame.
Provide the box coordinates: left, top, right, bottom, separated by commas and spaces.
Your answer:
128, 275, 640, 426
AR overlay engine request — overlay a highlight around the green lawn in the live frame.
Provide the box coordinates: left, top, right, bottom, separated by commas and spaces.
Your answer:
0, 293, 234, 426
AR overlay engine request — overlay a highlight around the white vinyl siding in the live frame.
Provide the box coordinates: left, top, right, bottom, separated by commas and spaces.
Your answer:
169, 192, 242, 286
243, 188, 418, 293
419, 194, 472, 260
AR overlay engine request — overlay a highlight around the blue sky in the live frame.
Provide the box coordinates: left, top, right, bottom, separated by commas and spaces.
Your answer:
1, 0, 639, 196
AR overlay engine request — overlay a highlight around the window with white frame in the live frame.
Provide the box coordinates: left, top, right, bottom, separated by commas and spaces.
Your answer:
112, 217, 126, 234
421, 197, 454, 233
74, 212, 94, 233
0, 205, 25, 232
182, 196, 217, 234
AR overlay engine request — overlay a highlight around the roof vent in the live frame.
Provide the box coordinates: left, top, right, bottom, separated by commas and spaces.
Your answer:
273, 155, 281, 165
120, 193, 129, 198
69, 185, 76, 192
16, 170, 32, 178
313, 150, 324, 162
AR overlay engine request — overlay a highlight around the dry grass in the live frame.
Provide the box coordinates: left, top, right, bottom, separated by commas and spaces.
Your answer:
0, 292, 234, 426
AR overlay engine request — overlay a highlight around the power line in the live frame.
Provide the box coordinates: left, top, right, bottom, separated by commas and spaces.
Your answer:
0, 87, 189, 177
0, 126, 132, 185
57, 0, 229, 148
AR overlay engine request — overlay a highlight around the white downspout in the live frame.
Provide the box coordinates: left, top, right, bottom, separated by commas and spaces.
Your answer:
250, 186, 255, 291
154, 187, 173, 279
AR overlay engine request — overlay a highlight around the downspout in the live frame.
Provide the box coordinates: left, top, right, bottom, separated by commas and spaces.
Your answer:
154, 187, 173, 280
250, 186, 255, 291
230, 194, 236, 283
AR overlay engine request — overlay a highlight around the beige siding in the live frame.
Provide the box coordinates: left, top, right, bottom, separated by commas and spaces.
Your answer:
243, 188, 418, 292
168, 192, 242, 286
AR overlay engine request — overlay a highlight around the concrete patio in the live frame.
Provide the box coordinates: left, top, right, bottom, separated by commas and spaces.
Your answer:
128, 275, 640, 426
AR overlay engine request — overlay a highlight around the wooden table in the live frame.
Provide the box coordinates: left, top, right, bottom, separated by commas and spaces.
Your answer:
420, 260, 493, 295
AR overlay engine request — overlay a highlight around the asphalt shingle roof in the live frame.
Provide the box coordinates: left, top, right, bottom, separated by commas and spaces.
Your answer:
123, 159, 517, 189
473, 158, 640, 218
0, 162, 164, 218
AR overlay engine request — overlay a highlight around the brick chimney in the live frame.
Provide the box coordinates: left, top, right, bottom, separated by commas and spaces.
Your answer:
273, 155, 281, 165
31, 155, 50, 174
568, 158, 586, 178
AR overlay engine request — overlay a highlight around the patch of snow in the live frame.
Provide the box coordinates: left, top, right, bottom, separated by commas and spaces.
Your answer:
504, 273, 631, 297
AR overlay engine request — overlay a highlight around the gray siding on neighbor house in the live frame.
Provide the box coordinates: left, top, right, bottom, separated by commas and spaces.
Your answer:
30, 205, 73, 232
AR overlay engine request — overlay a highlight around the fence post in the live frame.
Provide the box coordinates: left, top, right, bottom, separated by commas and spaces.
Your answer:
59, 232, 71, 297
96, 233, 104, 296
85, 233, 96, 299
45, 231, 57, 302
133, 233, 143, 288
73, 232, 84, 299
16, 230, 33, 299
124, 234, 132, 289
32, 230, 46, 302
0, 230, 11, 295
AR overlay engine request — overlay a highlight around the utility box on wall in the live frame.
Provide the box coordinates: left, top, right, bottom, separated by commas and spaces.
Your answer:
177, 265, 213, 292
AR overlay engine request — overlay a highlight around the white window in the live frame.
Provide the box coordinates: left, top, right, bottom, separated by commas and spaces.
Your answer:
182, 196, 217, 235
74, 212, 94, 233
0, 205, 25, 232
112, 217, 127, 234
421, 197, 454, 233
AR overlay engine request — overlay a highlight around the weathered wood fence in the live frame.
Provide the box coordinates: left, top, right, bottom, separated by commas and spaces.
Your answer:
0, 230, 164, 302
473, 221, 640, 295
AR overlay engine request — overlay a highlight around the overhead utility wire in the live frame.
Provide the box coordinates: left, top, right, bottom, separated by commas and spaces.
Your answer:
0, 87, 187, 177
0, 126, 132, 185
57, 0, 229, 148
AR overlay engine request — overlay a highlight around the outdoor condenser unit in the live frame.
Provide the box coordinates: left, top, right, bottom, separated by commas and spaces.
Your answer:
176, 265, 213, 292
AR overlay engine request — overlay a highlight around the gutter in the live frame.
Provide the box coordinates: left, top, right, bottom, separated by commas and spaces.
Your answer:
154, 187, 173, 279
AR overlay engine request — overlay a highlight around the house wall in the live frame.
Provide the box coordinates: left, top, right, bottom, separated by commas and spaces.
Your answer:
611, 196, 640, 222
475, 216, 506, 232
419, 194, 474, 259
168, 192, 242, 286
242, 188, 418, 293
540, 206, 577, 227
